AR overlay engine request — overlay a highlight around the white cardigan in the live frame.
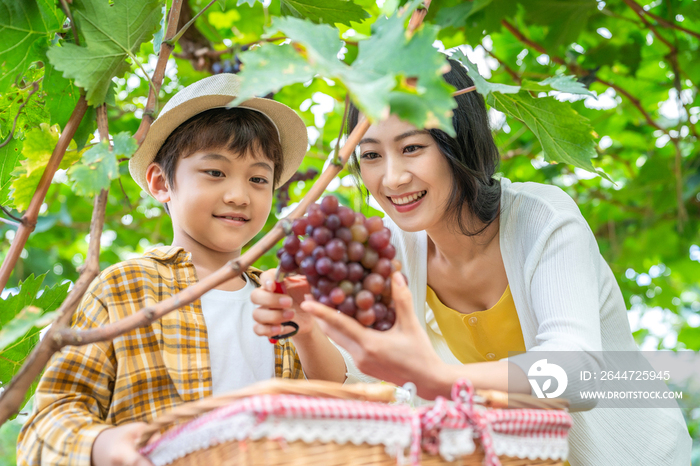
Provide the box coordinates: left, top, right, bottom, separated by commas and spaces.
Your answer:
340, 178, 691, 466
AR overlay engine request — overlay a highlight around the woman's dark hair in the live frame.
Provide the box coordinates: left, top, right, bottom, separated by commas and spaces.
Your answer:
347, 58, 501, 237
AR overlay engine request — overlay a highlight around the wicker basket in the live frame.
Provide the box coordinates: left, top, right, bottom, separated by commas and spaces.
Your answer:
139, 379, 571, 466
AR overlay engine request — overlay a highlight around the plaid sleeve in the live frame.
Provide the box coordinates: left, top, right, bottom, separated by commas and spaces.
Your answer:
17, 287, 117, 466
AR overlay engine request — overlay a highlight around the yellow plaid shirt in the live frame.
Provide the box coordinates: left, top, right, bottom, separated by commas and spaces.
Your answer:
17, 246, 303, 465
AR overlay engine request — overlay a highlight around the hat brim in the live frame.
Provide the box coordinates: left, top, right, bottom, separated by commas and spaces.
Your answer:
129, 94, 308, 193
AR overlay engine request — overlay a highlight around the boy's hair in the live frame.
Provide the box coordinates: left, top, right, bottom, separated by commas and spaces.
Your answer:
153, 107, 284, 190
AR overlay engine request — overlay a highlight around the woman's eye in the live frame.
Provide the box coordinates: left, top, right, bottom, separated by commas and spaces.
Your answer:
251, 177, 269, 184
360, 151, 379, 160
206, 169, 225, 177
404, 144, 424, 154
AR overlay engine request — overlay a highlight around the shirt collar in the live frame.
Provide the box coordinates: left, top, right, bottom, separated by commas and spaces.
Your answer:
143, 245, 192, 264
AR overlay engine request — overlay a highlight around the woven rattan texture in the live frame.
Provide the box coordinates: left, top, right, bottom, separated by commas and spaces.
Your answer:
168, 438, 564, 466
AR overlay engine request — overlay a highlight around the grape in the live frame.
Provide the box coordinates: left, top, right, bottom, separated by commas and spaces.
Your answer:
277, 195, 402, 330
325, 214, 341, 231
356, 308, 376, 326
372, 258, 393, 278
334, 227, 353, 244
350, 224, 369, 243
315, 257, 333, 275
320, 195, 339, 214
361, 249, 379, 269
379, 244, 396, 260
300, 237, 317, 255
308, 206, 325, 227
338, 297, 357, 316
279, 252, 297, 272
328, 261, 348, 282
317, 278, 337, 296
368, 229, 390, 250
283, 235, 300, 255
338, 206, 356, 227
292, 217, 309, 236
372, 302, 388, 322
347, 241, 365, 262
312, 246, 327, 260
300, 257, 317, 277
339, 280, 355, 296
325, 238, 347, 261
365, 216, 384, 234
347, 262, 364, 282
355, 290, 375, 310
312, 226, 333, 245
329, 287, 346, 305
363, 273, 385, 295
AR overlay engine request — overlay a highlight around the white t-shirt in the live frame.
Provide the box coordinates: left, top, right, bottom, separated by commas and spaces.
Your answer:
200, 275, 274, 395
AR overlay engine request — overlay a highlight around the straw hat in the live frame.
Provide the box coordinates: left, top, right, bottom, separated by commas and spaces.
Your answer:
129, 74, 308, 192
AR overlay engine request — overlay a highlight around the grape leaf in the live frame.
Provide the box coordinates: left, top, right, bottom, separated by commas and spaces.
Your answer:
67, 138, 120, 196
433, 0, 493, 28
153, 4, 166, 54
280, 0, 370, 26
112, 132, 138, 158
524, 0, 597, 49
46, 0, 162, 106
9, 124, 83, 211
520, 75, 595, 97
0, 0, 62, 91
452, 51, 520, 96
0, 273, 70, 416
487, 91, 609, 179
0, 138, 22, 206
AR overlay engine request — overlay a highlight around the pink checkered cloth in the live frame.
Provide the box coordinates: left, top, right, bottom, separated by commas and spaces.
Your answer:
142, 380, 572, 466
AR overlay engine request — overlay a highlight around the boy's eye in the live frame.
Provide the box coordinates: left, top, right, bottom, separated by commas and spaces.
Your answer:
251, 177, 269, 184
205, 169, 225, 178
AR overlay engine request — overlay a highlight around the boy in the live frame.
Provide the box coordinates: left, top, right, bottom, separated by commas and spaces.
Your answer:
17, 74, 340, 466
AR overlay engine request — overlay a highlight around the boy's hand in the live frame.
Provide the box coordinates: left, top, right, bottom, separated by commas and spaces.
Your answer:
251, 269, 317, 339
91, 422, 155, 466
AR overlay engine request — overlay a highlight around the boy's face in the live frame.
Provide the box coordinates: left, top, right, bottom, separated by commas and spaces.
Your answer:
154, 146, 274, 258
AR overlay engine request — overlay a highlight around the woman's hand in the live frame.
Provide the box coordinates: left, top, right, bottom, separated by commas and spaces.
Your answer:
300, 272, 454, 399
251, 269, 317, 338
91, 422, 155, 466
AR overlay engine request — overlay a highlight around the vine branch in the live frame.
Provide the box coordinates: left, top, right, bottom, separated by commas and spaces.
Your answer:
134, 0, 184, 145
165, 0, 217, 47
0, 106, 110, 424
0, 95, 88, 292
621, 0, 700, 40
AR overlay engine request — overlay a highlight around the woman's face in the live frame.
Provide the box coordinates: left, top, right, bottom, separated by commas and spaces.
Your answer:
358, 115, 453, 233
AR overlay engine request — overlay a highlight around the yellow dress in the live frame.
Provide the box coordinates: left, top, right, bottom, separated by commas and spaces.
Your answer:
426, 285, 526, 363
426, 285, 570, 466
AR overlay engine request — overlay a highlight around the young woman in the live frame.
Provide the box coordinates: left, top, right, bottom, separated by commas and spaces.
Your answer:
297, 60, 691, 466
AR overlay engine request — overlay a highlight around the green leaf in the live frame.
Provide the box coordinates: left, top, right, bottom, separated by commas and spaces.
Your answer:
112, 132, 138, 158
520, 75, 595, 97
46, 0, 162, 106
433, 0, 493, 28
153, 4, 167, 54
524, 0, 597, 49
452, 51, 520, 96
0, 308, 57, 351
0, 0, 62, 91
67, 139, 120, 196
9, 123, 82, 211
235, 44, 316, 103
237, 0, 259, 6
280, 0, 370, 26
488, 91, 608, 179
0, 138, 22, 206
0, 273, 70, 416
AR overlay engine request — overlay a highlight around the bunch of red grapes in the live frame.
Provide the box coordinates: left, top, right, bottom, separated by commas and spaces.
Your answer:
277, 195, 401, 330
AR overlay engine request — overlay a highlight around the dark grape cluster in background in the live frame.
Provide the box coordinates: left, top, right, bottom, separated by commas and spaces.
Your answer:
276, 168, 319, 212
277, 195, 401, 331
211, 55, 242, 74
